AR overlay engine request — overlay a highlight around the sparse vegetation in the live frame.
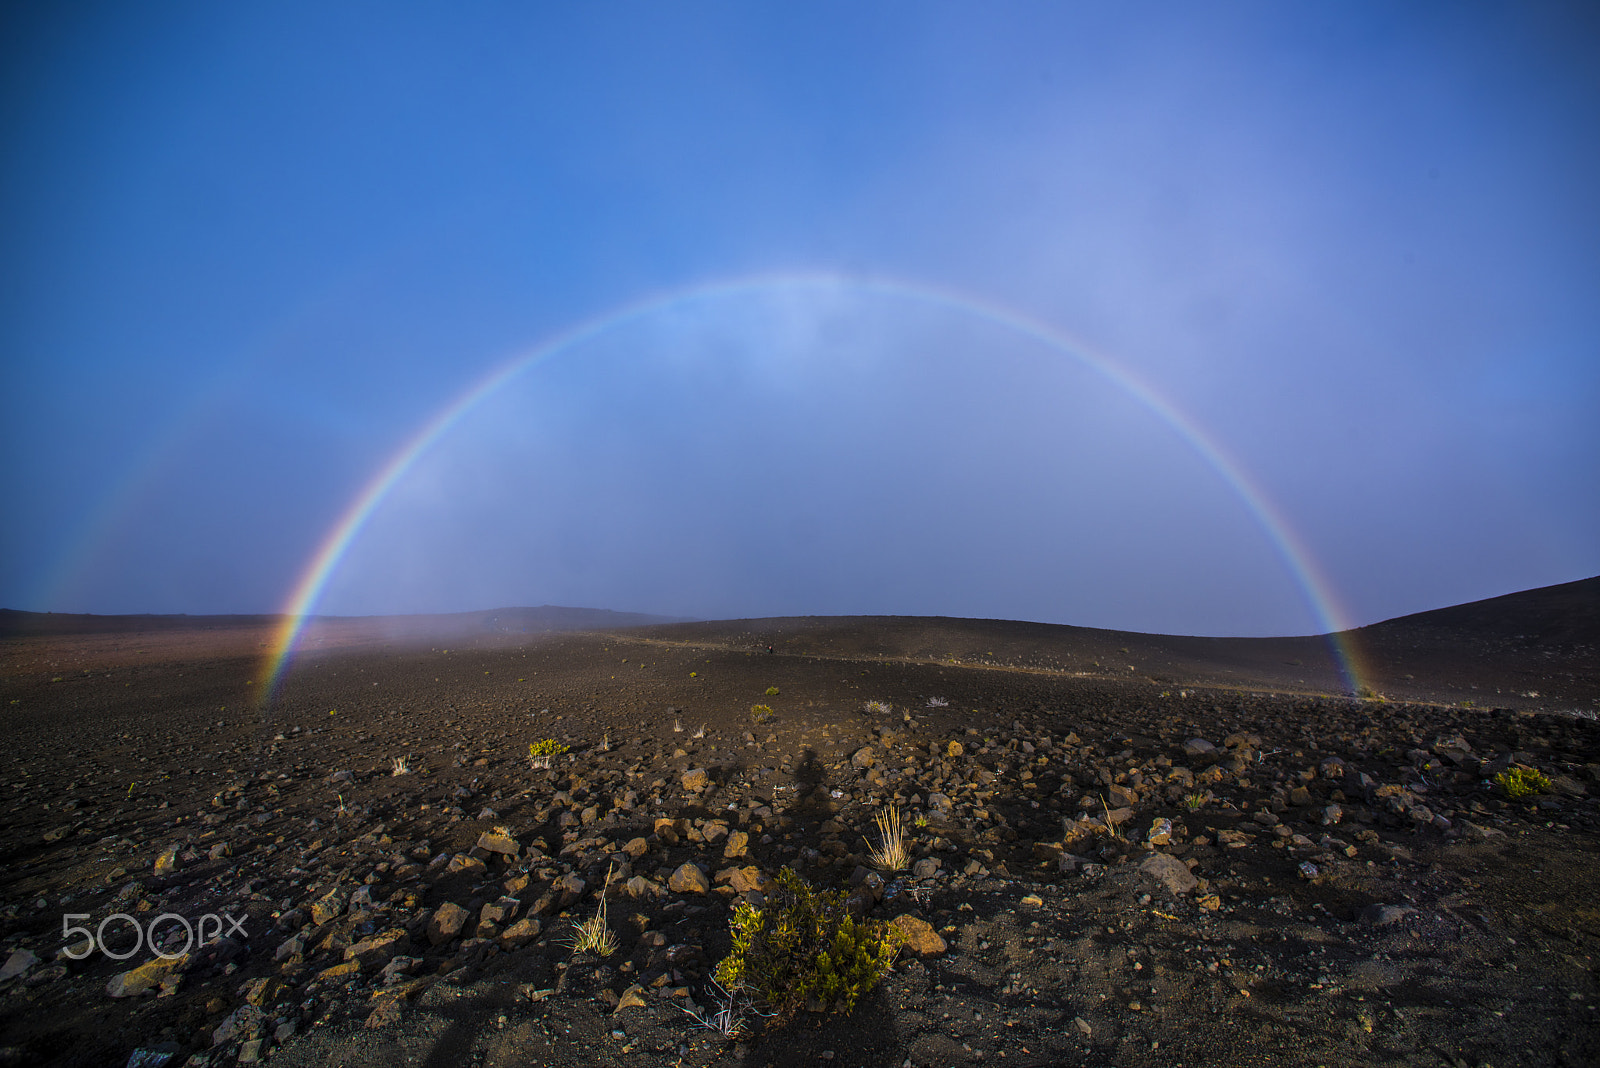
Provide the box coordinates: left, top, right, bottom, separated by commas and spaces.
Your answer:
765, 686, 780, 696
864, 700, 892, 716
565, 863, 620, 956
925, 696, 947, 708
528, 738, 570, 770
867, 806, 910, 872
714, 867, 905, 1022
680, 976, 769, 1039
1494, 766, 1551, 800
391, 756, 410, 776
1182, 791, 1205, 811
750, 704, 775, 723
1102, 796, 1125, 839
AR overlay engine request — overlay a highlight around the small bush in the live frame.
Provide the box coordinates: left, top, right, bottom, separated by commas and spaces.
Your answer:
765, 686, 780, 696
1494, 766, 1550, 800
750, 704, 775, 723
714, 868, 904, 1023
528, 739, 570, 770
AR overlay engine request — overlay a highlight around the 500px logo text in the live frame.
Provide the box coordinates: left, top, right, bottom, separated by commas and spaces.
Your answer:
61, 911, 248, 961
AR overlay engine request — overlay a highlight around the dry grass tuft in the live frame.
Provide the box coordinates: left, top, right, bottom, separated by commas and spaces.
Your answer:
868, 805, 910, 872
565, 862, 620, 957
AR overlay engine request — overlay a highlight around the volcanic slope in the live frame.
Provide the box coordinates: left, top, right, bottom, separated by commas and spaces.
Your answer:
0, 581, 1595, 1067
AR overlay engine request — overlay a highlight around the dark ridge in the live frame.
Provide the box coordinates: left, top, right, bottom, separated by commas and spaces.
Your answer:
1358, 574, 1600, 645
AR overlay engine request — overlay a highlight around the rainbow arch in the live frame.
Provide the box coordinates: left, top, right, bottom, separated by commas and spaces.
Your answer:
260, 272, 1369, 701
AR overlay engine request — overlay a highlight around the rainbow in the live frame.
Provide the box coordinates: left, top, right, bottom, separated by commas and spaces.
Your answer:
260, 272, 1369, 702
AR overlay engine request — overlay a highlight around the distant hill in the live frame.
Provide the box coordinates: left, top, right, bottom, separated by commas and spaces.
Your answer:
0, 609, 279, 637
1358, 575, 1599, 647
0, 604, 689, 639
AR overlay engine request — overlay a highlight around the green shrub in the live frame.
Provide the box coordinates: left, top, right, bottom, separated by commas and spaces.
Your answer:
528, 739, 570, 769
714, 868, 903, 1022
1494, 766, 1550, 800
765, 686, 780, 696
750, 704, 775, 723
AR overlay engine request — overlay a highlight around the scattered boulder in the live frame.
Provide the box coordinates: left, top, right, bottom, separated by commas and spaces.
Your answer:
310, 888, 346, 927
0, 950, 38, 983
1137, 852, 1198, 896
476, 831, 520, 857
669, 863, 710, 894
426, 902, 470, 946
346, 929, 411, 971
106, 954, 186, 998
498, 918, 543, 949
889, 915, 946, 955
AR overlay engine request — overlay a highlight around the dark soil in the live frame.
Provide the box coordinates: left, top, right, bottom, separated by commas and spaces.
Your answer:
1, 581, 1596, 1067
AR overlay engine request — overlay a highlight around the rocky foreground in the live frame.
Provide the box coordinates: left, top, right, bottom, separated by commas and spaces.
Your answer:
1, 622, 1597, 1067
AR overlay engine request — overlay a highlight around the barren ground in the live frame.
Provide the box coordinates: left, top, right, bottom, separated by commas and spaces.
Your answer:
1, 583, 1596, 1068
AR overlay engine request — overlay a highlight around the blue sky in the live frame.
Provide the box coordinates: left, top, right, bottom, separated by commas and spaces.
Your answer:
2, 2, 1596, 636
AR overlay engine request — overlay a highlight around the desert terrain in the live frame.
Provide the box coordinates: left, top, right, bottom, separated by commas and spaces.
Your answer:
0, 578, 1596, 1067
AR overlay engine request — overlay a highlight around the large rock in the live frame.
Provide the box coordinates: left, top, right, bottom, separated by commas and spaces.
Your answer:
498, 917, 543, 949
725, 866, 773, 894
681, 768, 710, 792
480, 896, 520, 926
668, 863, 710, 894
310, 888, 346, 927
0, 950, 37, 982
427, 902, 470, 946
346, 929, 411, 971
851, 746, 877, 769
476, 831, 520, 857
212, 1004, 266, 1046
1183, 738, 1217, 758
889, 915, 946, 955
722, 830, 749, 859
239, 975, 287, 1007
1137, 852, 1198, 896
106, 953, 187, 998
555, 873, 587, 909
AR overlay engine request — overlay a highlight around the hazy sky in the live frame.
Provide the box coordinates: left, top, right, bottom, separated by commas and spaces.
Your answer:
3, 2, 1596, 637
